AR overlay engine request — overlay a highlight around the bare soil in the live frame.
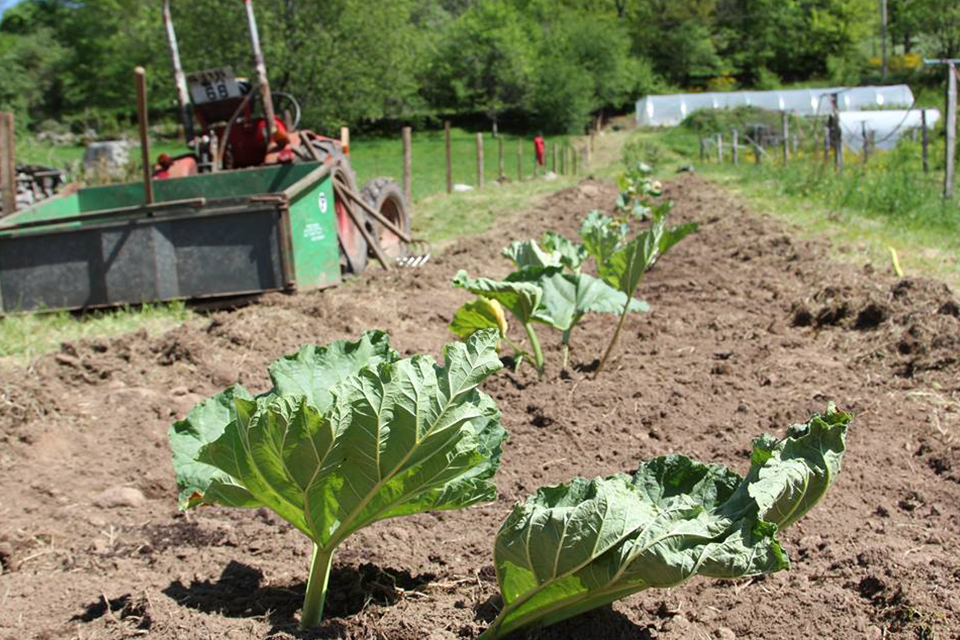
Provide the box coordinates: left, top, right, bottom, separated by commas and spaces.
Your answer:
1, 175, 959, 640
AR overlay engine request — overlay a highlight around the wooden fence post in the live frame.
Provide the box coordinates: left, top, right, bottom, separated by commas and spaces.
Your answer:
517, 137, 523, 181
476, 132, 484, 189
781, 111, 790, 164
861, 122, 870, 165
921, 110, 930, 173
560, 144, 566, 175
402, 126, 412, 204
572, 145, 578, 175
731, 129, 739, 165
832, 115, 843, 172
552, 143, 558, 173
0, 112, 15, 216
699, 137, 706, 162
753, 140, 761, 165
444, 121, 452, 194
716, 133, 723, 163
945, 62, 957, 198
498, 135, 504, 180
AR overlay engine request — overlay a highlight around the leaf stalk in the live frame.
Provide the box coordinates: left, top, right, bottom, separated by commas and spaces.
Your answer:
300, 543, 335, 629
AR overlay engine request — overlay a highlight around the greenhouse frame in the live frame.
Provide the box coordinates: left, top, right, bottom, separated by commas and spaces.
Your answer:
635, 85, 915, 127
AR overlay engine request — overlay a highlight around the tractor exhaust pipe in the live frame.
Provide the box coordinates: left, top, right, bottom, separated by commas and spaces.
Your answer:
243, 0, 276, 140
162, 0, 195, 144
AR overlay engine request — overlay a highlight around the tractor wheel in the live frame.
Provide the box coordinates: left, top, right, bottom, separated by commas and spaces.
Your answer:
359, 177, 412, 260
332, 164, 372, 275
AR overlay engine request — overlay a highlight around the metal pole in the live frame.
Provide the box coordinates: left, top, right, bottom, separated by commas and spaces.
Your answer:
243, 0, 276, 140
444, 121, 452, 194
134, 67, 154, 205
162, 0, 194, 143
0, 112, 15, 216
402, 126, 412, 204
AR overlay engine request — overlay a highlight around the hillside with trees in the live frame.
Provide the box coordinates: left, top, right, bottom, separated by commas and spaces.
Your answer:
0, 0, 957, 135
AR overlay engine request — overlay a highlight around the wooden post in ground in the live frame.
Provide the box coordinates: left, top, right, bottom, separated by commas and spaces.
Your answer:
401, 126, 412, 204
921, 110, 930, 173
476, 132, 484, 189
832, 116, 843, 172
716, 133, 723, 163
573, 145, 578, 175
731, 129, 739, 165
753, 140, 761, 165
945, 62, 957, 198
699, 137, 706, 162
552, 143, 558, 173
781, 111, 790, 164
134, 66, 154, 205
861, 121, 870, 165
498, 135, 504, 180
444, 121, 452, 194
560, 144, 566, 175
823, 126, 831, 164
0, 112, 15, 216
517, 137, 523, 181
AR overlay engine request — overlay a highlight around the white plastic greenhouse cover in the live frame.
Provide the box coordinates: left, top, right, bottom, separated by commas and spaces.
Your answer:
635, 85, 915, 127
839, 109, 940, 151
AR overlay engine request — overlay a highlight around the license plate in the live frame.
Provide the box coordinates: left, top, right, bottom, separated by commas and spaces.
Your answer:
186, 66, 241, 105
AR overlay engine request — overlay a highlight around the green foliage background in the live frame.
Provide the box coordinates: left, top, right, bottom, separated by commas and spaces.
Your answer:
0, 0, 957, 135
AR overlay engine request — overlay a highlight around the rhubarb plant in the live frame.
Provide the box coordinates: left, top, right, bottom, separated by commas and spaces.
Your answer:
453, 270, 546, 376
616, 162, 663, 221
478, 406, 851, 640
591, 204, 697, 376
169, 331, 506, 628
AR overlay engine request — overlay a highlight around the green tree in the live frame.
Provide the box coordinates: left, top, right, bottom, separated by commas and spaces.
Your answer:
427, 0, 538, 126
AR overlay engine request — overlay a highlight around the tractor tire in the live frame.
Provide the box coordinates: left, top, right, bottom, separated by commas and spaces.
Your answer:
331, 162, 373, 275
359, 177, 412, 260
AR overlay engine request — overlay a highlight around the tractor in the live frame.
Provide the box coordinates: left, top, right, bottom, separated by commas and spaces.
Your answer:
158, 0, 413, 275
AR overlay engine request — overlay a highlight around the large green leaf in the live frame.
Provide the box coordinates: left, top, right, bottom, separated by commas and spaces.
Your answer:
542, 231, 588, 273
175, 330, 506, 546
480, 407, 851, 640
453, 270, 542, 325
579, 210, 628, 271
502, 240, 563, 270
168, 331, 396, 509
508, 267, 648, 332
450, 297, 509, 341
601, 217, 698, 293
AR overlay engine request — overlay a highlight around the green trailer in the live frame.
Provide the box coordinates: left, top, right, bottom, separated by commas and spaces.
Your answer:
0, 162, 344, 314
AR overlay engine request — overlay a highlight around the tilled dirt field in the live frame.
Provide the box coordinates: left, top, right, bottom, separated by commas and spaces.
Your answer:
1, 175, 959, 640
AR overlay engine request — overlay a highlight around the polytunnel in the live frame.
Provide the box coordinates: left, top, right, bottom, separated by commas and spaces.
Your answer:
839, 109, 940, 152
636, 85, 915, 127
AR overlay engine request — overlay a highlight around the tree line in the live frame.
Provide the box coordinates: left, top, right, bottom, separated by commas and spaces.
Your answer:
0, 0, 957, 137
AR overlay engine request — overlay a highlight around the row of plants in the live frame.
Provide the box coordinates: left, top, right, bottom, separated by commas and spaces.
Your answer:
168, 165, 852, 637
451, 163, 695, 377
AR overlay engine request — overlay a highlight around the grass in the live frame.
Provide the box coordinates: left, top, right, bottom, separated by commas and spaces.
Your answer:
628, 120, 960, 291
0, 302, 192, 368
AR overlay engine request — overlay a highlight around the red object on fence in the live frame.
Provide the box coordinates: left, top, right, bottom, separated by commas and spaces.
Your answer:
534, 136, 545, 166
